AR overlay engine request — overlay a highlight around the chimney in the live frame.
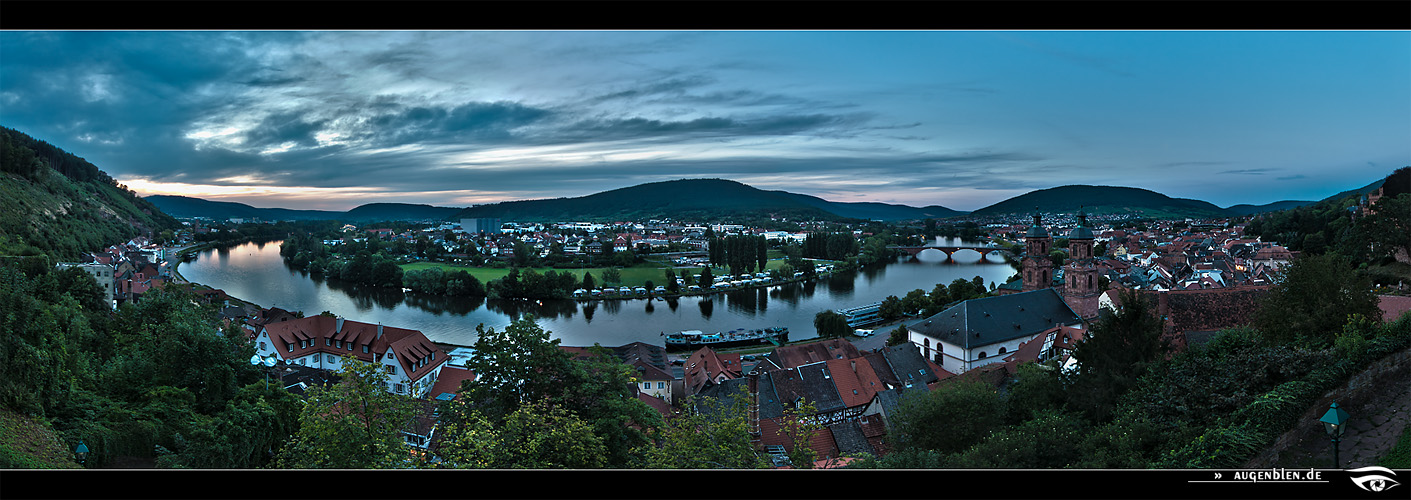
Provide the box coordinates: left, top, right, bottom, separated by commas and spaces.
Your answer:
747, 370, 761, 451
377, 323, 384, 339
336, 317, 344, 332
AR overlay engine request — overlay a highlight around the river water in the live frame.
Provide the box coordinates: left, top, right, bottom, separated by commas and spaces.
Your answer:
177, 239, 1017, 348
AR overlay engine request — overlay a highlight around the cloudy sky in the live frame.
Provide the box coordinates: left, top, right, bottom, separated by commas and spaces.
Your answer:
1, 30, 1407, 212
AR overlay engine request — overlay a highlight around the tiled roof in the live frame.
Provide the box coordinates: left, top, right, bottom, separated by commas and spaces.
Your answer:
1378, 295, 1411, 323
262, 316, 446, 383
427, 365, 476, 400
909, 288, 1082, 350
767, 338, 861, 369
825, 358, 883, 408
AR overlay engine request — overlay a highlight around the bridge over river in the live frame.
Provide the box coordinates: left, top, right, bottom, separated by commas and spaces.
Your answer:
888, 244, 1015, 262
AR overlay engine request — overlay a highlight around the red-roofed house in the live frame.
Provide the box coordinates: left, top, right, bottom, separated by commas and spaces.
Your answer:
682, 347, 743, 396
253, 315, 448, 398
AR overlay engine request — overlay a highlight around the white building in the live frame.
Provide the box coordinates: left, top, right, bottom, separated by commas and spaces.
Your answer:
907, 288, 1084, 374
253, 315, 448, 398
55, 262, 117, 308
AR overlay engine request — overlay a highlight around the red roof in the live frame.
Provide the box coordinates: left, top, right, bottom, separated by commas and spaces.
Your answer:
427, 365, 476, 399
1379, 295, 1411, 323
824, 358, 883, 408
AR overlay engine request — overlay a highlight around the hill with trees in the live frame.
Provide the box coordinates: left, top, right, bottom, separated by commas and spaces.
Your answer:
970, 185, 1230, 218
0, 126, 181, 262
144, 195, 463, 223
452, 178, 966, 223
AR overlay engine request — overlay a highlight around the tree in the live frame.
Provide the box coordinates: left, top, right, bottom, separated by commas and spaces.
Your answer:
433, 397, 608, 469
602, 267, 623, 285
1066, 288, 1166, 422
888, 380, 1004, 454
814, 310, 850, 338
641, 387, 769, 469
698, 266, 714, 288
274, 357, 419, 469
580, 271, 596, 291
457, 319, 659, 467
1252, 252, 1380, 349
777, 398, 821, 469
878, 295, 905, 322
460, 318, 577, 422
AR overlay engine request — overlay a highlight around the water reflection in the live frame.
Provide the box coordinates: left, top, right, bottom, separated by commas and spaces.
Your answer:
488, 298, 578, 322
180, 239, 1019, 347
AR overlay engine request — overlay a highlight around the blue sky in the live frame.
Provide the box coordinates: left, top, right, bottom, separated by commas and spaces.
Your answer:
1, 30, 1407, 212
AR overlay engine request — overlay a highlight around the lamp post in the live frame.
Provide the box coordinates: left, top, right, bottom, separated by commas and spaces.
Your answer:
74, 441, 88, 466
250, 353, 278, 390
1319, 402, 1350, 469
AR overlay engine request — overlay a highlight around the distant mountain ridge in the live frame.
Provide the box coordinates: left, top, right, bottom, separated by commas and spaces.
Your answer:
144, 195, 462, 222
147, 173, 1402, 224
450, 178, 965, 222
970, 185, 1231, 218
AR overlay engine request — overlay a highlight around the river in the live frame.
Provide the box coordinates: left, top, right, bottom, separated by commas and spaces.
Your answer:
176, 239, 1018, 348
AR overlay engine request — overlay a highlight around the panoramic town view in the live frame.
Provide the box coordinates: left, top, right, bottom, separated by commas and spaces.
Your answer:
1, 27, 1408, 496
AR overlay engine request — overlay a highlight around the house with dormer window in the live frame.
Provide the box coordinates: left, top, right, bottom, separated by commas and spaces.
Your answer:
251, 314, 447, 398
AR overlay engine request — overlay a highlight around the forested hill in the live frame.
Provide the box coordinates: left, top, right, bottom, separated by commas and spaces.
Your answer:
970, 185, 1230, 218
0, 126, 181, 262
451, 178, 966, 223
145, 195, 464, 223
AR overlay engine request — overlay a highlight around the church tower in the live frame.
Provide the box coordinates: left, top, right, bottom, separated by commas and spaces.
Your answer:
1021, 209, 1052, 292
1062, 208, 1101, 320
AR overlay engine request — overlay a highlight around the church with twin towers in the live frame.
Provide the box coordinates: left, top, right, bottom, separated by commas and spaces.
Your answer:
1018, 208, 1102, 321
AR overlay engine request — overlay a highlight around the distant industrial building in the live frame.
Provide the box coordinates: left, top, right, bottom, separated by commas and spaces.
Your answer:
460, 218, 502, 235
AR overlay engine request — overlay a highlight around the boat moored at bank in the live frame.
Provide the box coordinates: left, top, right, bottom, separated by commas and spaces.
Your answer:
664, 326, 789, 351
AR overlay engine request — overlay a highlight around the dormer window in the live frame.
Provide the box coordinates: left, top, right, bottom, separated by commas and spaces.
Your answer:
335, 340, 342, 348
362, 345, 369, 353
325, 338, 331, 346
286, 343, 293, 352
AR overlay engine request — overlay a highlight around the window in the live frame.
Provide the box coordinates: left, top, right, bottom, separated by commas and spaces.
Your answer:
978, 351, 987, 359
286, 343, 293, 352
362, 345, 369, 353
386, 365, 396, 375
348, 343, 353, 351
327, 355, 335, 363
325, 338, 331, 346
657, 382, 665, 389
998, 347, 1007, 354
258, 342, 265, 350
643, 382, 651, 389
335, 340, 342, 348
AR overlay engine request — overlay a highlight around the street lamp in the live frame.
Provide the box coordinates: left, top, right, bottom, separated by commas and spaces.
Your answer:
74, 441, 88, 465
1319, 402, 1350, 469
250, 353, 278, 390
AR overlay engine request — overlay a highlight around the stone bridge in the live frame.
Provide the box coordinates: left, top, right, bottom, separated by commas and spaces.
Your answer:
888, 245, 1014, 262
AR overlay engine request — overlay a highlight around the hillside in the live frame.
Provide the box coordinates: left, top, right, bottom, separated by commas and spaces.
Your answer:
970, 185, 1230, 219
145, 196, 463, 223
0, 126, 181, 261
1223, 200, 1316, 217
452, 178, 967, 223
454, 178, 842, 222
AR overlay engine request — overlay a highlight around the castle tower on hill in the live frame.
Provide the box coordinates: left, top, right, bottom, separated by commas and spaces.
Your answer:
1021, 209, 1052, 292
1061, 209, 1102, 320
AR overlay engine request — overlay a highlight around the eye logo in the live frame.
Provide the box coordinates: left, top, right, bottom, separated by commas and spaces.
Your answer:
1347, 466, 1401, 492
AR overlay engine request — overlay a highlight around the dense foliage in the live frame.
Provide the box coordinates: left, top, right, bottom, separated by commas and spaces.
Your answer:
855, 283, 1411, 470
0, 262, 299, 469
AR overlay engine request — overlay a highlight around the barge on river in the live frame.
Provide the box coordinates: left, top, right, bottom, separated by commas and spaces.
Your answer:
664, 327, 789, 351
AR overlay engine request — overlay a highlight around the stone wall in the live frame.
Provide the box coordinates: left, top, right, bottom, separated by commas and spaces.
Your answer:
1243, 346, 1411, 468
